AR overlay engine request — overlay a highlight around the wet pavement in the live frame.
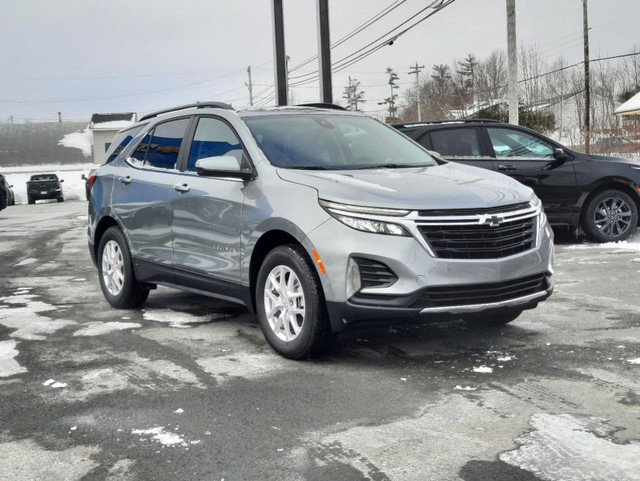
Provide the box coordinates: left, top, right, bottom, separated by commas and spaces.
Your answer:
1, 201, 639, 481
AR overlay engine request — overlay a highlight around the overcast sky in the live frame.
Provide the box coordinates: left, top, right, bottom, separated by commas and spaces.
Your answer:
1, 0, 638, 123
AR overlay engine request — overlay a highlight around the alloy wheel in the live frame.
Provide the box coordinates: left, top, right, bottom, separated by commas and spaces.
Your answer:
263, 265, 306, 342
102, 240, 125, 296
593, 196, 632, 238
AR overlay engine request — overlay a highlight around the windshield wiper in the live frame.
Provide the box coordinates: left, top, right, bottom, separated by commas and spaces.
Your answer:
283, 165, 333, 170
349, 163, 431, 170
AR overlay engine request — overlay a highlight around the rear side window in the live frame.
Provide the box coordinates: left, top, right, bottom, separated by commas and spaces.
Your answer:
105, 125, 145, 164
146, 118, 190, 170
130, 131, 152, 167
187, 117, 244, 171
428, 128, 482, 158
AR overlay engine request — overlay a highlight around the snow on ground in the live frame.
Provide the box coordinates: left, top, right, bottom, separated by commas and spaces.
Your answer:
131, 427, 189, 447
566, 231, 640, 252
0, 340, 27, 377
73, 321, 142, 337
142, 308, 230, 328
500, 414, 640, 481
2, 163, 96, 204
59, 128, 92, 157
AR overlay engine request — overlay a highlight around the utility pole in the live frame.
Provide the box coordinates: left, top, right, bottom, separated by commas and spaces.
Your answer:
316, 0, 333, 104
58, 112, 62, 123
246, 66, 254, 106
272, 0, 288, 106
506, 0, 519, 125
9, 115, 14, 124
408, 62, 425, 121
583, 0, 591, 153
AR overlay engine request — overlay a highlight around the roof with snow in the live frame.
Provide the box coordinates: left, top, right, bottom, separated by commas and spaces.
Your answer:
615, 92, 640, 116
89, 112, 137, 130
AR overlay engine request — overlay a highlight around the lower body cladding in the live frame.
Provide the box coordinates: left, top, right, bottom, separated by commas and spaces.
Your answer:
307, 220, 555, 333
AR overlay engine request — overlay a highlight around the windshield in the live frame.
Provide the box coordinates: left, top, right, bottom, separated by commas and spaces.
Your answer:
243, 114, 437, 170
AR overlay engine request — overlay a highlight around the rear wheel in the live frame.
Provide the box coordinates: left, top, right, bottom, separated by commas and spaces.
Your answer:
582, 189, 638, 242
98, 226, 149, 309
256, 244, 335, 359
27, 196, 35, 205
57, 196, 64, 203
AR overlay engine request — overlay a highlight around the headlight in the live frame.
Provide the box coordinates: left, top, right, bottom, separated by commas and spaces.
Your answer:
319, 200, 411, 236
530, 194, 541, 208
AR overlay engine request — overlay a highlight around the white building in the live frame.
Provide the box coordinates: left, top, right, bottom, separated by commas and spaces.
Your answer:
89, 113, 137, 164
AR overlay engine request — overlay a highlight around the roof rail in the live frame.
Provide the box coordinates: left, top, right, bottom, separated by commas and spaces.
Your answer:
296, 103, 347, 111
393, 118, 503, 128
139, 102, 234, 122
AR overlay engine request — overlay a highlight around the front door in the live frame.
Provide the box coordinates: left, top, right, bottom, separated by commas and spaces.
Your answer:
483, 126, 578, 225
170, 116, 248, 295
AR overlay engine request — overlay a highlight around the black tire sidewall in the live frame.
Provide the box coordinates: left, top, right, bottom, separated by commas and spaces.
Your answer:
256, 246, 325, 359
97, 226, 143, 308
583, 190, 638, 242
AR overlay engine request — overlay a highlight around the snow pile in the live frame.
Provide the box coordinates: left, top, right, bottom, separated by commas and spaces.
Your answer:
566, 232, 640, 253
2, 164, 96, 204
59, 128, 92, 157
472, 366, 493, 373
0, 340, 27, 377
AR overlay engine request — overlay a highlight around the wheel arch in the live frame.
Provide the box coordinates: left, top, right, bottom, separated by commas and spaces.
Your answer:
93, 215, 128, 261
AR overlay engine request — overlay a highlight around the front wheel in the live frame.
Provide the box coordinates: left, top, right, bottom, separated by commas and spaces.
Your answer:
582, 189, 638, 242
57, 196, 64, 203
97, 226, 149, 309
256, 244, 335, 359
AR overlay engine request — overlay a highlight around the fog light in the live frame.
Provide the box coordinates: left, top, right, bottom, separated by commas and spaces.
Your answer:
346, 258, 361, 298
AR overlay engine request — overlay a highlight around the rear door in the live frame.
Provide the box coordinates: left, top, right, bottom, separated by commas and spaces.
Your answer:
415, 126, 496, 170
483, 126, 578, 225
110, 117, 190, 270
169, 115, 249, 295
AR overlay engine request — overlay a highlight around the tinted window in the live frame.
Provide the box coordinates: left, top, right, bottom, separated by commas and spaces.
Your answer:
188, 117, 243, 171
487, 128, 554, 159
244, 114, 436, 170
145, 118, 190, 170
131, 131, 152, 166
429, 128, 481, 158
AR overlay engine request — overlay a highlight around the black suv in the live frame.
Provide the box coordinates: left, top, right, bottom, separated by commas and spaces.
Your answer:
394, 119, 640, 242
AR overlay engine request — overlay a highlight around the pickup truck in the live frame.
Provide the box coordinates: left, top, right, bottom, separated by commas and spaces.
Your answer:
26, 174, 64, 204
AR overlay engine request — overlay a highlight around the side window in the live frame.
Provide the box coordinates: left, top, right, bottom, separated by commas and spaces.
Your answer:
487, 128, 554, 159
188, 117, 244, 172
130, 131, 152, 167
146, 118, 190, 170
416, 132, 433, 150
106, 125, 146, 164
429, 128, 482, 158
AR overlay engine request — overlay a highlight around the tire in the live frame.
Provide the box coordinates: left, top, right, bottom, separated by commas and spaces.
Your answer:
97, 226, 149, 309
57, 196, 65, 203
467, 309, 523, 327
27, 196, 35, 205
582, 189, 638, 242
256, 244, 335, 359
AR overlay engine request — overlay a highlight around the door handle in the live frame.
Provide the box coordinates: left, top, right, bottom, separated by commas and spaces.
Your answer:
498, 164, 516, 171
173, 183, 190, 193
120, 175, 132, 185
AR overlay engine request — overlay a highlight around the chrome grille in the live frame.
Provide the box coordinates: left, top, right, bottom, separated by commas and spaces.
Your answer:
414, 203, 539, 259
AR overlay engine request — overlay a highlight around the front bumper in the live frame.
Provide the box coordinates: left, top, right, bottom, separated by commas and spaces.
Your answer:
305, 211, 555, 332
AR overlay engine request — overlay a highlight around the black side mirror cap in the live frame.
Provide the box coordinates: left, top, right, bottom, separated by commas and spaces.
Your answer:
553, 148, 569, 161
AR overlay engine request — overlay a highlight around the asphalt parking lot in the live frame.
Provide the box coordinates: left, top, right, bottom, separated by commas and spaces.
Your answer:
1, 200, 639, 481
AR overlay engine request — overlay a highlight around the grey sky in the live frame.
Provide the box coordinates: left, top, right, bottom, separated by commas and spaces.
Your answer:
1, 0, 638, 122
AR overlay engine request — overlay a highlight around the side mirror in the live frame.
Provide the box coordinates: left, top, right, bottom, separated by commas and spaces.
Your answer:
553, 148, 569, 161
81, 174, 86, 180
60, 179, 65, 183
9, 185, 13, 188
195, 156, 253, 180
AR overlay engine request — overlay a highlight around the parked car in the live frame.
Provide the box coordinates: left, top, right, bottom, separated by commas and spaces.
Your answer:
0, 174, 15, 210
26, 173, 64, 204
394, 119, 640, 242
89, 103, 554, 359
81, 169, 97, 200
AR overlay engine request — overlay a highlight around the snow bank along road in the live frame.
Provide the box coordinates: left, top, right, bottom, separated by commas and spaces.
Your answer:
1, 201, 639, 481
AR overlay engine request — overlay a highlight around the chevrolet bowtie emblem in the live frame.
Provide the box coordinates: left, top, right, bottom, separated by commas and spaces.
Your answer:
479, 214, 504, 227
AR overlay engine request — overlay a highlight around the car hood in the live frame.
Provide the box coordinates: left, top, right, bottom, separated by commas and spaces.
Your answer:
588, 153, 640, 165
277, 162, 533, 210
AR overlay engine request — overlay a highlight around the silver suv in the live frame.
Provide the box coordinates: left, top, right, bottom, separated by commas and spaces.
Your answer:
88, 103, 554, 359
